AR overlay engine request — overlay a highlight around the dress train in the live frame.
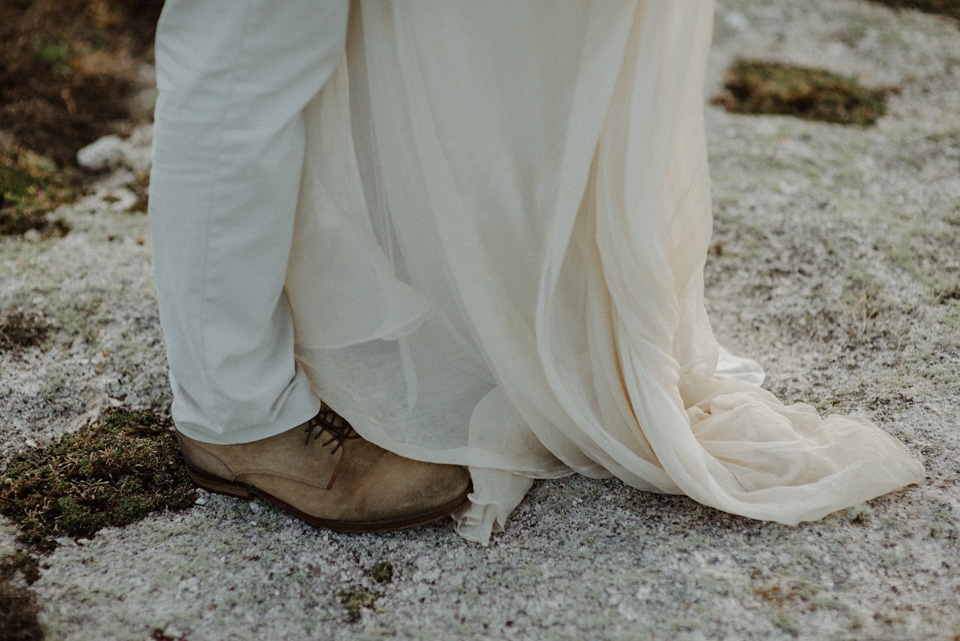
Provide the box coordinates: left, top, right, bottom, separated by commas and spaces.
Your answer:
285, 0, 923, 544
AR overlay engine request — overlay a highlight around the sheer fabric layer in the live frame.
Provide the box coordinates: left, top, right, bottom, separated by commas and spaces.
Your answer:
285, 0, 924, 544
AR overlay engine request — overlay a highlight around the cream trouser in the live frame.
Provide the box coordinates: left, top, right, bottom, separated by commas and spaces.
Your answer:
149, 0, 350, 444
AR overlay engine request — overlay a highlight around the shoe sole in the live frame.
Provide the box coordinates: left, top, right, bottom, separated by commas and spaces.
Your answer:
184, 462, 471, 533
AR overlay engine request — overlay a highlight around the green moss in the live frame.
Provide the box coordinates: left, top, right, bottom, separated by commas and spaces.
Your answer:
0, 146, 75, 237
0, 409, 196, 547
712, 59, 890, 126
0, 162, 33, 206
369, 560, 394, 584
339, 589, 379, 623
30, 35, 71, 77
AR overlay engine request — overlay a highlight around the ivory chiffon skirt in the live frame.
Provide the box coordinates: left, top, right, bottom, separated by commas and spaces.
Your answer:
284, 0, 924, 544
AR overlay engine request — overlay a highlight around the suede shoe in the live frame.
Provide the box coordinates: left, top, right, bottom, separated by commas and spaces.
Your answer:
176, 406, 471, 532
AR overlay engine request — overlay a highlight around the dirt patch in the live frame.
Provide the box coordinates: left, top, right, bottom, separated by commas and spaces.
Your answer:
0, 0, 163, 233
868, 0, 960, 20
127, 168, 151, 214
0, 553, 42, 585
0, 577, 45, 641
0, 0, 163, 167
149, 630, 189, 641
0, 308, 52, 353
0, 408, 195, 548
711, 59, 893, 126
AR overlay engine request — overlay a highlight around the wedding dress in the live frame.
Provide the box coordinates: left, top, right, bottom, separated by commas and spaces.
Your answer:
284, 0, 924, 544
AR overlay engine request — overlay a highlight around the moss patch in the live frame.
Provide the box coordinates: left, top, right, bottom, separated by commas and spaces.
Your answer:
0, 309, 52, 353
0, 409, 196, 547
339, 589, 380, 623
0, 145, 74, 237
0, 577, 45, 641
712, 59, 891, 126
369, 560, 394, 584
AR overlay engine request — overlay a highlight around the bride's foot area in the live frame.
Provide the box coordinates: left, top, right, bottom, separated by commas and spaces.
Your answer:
175, 406, 471, 532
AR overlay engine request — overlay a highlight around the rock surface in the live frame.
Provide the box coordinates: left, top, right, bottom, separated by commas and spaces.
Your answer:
2, 1, 959, 639
75, 126, 153, 173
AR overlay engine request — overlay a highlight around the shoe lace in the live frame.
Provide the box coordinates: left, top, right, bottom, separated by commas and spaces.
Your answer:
304, 406, 360, 490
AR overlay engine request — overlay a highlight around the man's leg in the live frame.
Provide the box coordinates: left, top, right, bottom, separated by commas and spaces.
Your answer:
149, 0, 471, 528
150, 0, 347, 444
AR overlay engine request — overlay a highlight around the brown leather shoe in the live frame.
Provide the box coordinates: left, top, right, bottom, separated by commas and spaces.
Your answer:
176, 406, 471, 532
